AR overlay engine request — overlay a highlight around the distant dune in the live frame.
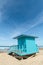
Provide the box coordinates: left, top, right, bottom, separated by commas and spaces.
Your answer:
0, 49, 8, 53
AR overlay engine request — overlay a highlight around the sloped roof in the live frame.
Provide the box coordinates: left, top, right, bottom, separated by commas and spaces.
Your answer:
13, 34, 38, 39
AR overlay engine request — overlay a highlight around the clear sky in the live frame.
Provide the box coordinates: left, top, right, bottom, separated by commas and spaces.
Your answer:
0, 0, 43, 46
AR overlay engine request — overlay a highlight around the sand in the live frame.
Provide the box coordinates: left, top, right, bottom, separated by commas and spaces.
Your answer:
0, 49, 43, 65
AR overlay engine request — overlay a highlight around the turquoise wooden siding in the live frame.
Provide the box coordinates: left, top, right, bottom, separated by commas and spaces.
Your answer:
26, 38, 38, 54
18, 38, 26, 52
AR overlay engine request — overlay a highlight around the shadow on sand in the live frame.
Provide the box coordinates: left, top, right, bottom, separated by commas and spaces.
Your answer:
8, 52, 36, 60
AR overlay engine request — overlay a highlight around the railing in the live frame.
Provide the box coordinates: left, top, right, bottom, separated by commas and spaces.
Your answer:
9, 45, 26, 54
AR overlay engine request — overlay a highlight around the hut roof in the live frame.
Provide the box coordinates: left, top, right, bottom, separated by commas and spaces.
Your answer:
13, 34, 38, 39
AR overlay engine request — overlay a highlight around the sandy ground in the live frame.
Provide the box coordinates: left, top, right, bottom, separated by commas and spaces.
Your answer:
0, 49, 43, 65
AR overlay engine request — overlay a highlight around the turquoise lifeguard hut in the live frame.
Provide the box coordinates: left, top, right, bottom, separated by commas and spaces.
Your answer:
8, 35, 39, 58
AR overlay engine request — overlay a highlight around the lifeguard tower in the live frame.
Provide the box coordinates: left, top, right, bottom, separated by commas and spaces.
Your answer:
8, 35, 39, 59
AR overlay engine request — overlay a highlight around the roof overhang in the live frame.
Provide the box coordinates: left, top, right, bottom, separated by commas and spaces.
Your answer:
13, 34, 38, 39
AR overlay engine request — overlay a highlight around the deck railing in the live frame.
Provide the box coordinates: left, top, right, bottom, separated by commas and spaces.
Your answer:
9, 45, 26, 54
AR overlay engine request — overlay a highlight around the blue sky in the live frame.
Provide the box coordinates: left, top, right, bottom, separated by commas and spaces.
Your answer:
0, 0, 43, 46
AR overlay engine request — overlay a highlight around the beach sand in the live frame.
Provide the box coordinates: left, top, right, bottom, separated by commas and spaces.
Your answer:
0, 49, 43, 65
